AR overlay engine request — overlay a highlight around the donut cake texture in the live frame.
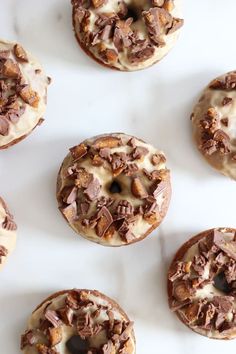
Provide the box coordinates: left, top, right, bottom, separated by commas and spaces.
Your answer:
71, 0, 184, 71
0, 39, 50, 149
0, 196, 17, 270
191, 71, 236, 179
21, 289, 135, 354
57, 133, 171, 246
168, 228, 236, 339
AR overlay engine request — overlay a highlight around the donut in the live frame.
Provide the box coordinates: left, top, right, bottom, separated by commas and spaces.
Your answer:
21, 289, 136, 354
56, 133, 171, 246
71, 0, 184, 71
0, 196, 17, 270
191, 71, 236, 180
0, 39, 50, 149
167, 228, 236, 339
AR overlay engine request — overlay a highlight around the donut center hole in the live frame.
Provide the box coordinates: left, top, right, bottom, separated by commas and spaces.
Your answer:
125, 5, 140, 22
109, 180, 122, 194
213, 272, 231, 294
66, 336, 89, 354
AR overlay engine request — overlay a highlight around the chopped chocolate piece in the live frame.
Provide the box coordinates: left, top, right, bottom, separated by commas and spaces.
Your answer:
222, 97, 233, 106
151, 153, 166, 165
101, 340, 114, 354
66, 335, 89, 353
20, 330, 36, 349
48, 327, 62, 346
221, 117, 229, 127
128, 39, 155, 63
70, 144, 88, 161
118, 221, 135, 243
225, 260, 236, 283
127, 137, 136, 148
192, 255, 207, 276
152, 0, 165, 6
183, 302, 201, 324
99, 147, 111, 161
78, 201, 90, 215
200, 107, 219, 132
213, 230, 236, 260
36, 344, 59, 354
97, 196, 114, 208
92, 154, 104, 166
93, 136, 122, 149
84, 177, 101, 201
0, 50, 10, 59
13, 44, 29, 62
131, 177, 148, 199
173, 281, 192, 301
0, 245, 8, 263
18, 85, 39, 108
113, 19, 133, 51
168, 261, 191, 282
150, 180, 167, 197
124, 163, 139, 176
2, 215, 17, 230
0, 115, 9, 136
119, 322, 133, 341
95, 206, 113, 237
92, 0, 106, 8
116, 200, 134, 218
210, 73, 236, 90
66, 292, 80, 310
198, 303, 216, 329
44, 309, 63, 328
131, 146, 149, 160
167, 17, 184, 34
62, 186, 78, 204
212, 296, 234, 313
1, 59, 21, 78
58, 306, 74, 326
77, 312, 93, 338
143, 7, 172, 45
215, 312, 226, 330
75, 169, 93, 189
201, 138, 217, 155
61, 202, 77, 222
213, 129, 231, 154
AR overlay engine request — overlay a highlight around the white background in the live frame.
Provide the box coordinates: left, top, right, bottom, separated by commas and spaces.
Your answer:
1, 0, 236, 353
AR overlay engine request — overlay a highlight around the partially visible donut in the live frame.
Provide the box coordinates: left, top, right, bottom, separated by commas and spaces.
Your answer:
56, 133, 171, 246
167, 228, 236, 340
71, 0, 184, 71
21, 289, 136, 354
0, 39, 50, 149
191, 71, 236, 179
0, 196, 17, 270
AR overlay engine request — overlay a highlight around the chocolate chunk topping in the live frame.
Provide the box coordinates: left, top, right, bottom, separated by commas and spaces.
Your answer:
101, 340, 114, 354
167, 17, 184, 34
131, 146, 149, 160
48, 327, 62, 346
221, 117, 229, 127
2, 215, 17, 230
0, 116, 9, 136
1, 59, 20, 78
128, 40, 155, 63
21, 330, 36, 349
36, 344, 59, 354
95, 206, 113, 237
61, 202, 77, 222
13, 44, 29, 62
0, 245, 8, 263
18, 85, 39, 108
131, 177, 148, 199
222, 97, 233, 106
210, 73, 236, 91
113, 19, 133, 52
84, 177, 101, 201
66, 335, 89, 353
62, 186, 78, 204
93, 136, 122, 149
70, 144, 88, 161
58, 306, 74, 326
150, 180, 167, 197
213, 230, 236, 260
44, 309, 63, 328
143, 7, 172, 45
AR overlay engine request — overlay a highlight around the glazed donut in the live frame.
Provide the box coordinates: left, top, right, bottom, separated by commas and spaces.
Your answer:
56, 133, 171, 246
21, 289, 135, 354
191, 71, 236, 180
71, 0, 184, 71
167, 228, 236, 340
0, 39, 50, 149
0, 196, 17, 270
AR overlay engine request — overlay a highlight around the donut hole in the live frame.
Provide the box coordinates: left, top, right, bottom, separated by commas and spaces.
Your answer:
66, 335, 89, 353
125, 5, 140, 22
213, 271, 232, 294
109, 180, 122, 194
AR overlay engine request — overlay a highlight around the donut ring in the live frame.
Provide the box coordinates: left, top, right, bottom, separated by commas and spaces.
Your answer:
56, 133, 171, 247
167, 228, 236, 340
0, 39, 50, 149
71, 0, 184, 71
21, 289, 136, 354
191, 71, 236, 180
0, 196, 17, 270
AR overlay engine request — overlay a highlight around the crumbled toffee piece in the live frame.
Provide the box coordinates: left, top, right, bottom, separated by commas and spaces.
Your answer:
20, 289, 135, 353
168, 228, 236, 339
57, 133, 171, 246
72, 0, 184, 71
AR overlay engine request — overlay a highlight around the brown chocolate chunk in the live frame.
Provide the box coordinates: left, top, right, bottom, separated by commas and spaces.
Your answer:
0, 50, 10, 59
1, 59, 21, 78
116, 200, 134, 218
61, 186, 78, 204
66, 292, 80, 310
118, 220, 135, 243
143, 7, 172, 45
198, 303, 216, 329
124, 163, 139, 176
75, 169, 93, 189
128, 40, 155, 63
18, 85, 39, 108
0, 245, 8, 262
131, 177, 148, 199
210, 73, 236, 91
168, 261, 191, 282
173, 281, 192, 301
36, 344, 59, 354
77, 312, 94, 338
113, 19, 133, 51
131, 146, 149, 160
21, 330, 36, 349
13, 44, 29, 62
44, 309, 63, 328
58, 306, 74, 326
84, 177, 101, 201
222, 97, 233, 106
95, 206, 113, 237
151, 153, 166, 166
93, 136, 122, 149
192, 255, 207, 276
60, 202, 77, 222
167, 17, 184, 34
0, 116, 10, 136
92, 0, 106, 8
70, 144, 88, 161
213, 230, 236, 260
48, 327, 62, 346
212, 296, 234, 313
2, 215, 17, 230
183, 302, 200, 324
221, 117, 229, 127
78, 201, 90, 215
152, 0, 165, 6
150, 180, 167, 197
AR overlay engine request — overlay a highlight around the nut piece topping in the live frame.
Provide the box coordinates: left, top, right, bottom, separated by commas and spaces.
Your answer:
19, 85, 40, 108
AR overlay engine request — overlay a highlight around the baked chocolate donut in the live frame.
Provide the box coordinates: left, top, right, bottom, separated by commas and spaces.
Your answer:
0, 39, 50, 149
71, 0, 184, 71
191, 71, 236, 179
168, 228, 236, 339
56, 133, 171, 246
0, 196, 17, 270
21, 289, 135, 354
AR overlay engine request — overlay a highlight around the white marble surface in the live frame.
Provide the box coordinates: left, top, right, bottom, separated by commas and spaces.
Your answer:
1, 0, 236, 353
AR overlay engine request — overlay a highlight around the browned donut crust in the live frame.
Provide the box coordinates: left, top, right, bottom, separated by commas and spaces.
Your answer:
71, 0, 184, 71
56, 133, 171, 247
167, 228, 236, 340
21, 289, 136, 354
